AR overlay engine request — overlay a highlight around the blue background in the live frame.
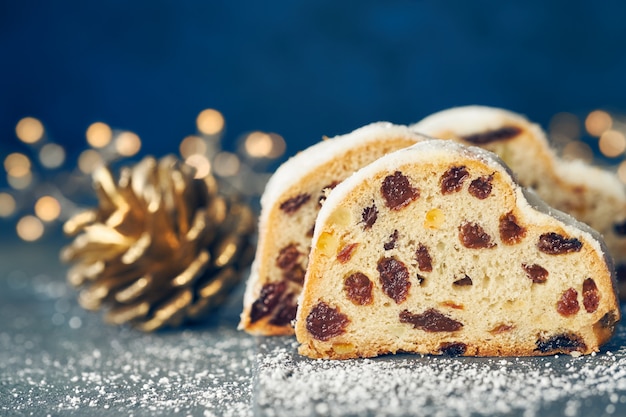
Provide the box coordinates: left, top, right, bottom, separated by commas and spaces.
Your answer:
2, 0, 626, 158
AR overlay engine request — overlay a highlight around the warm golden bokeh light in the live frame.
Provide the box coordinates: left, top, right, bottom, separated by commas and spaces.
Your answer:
244, 131, 273, 157
213, 152, 240, 177
561, 140, 594, 163
196, 109, 225, 135
86, 122, 113, 148
16, 215, 44, 241
185, 154, 211, 179
599, 130, 626, 157
115, 131, 141, 156
585, 110, 612, 137
618, 161, 626, 184
78, 149, 104, 174
179, 135, 207, 159
4, 153, 31, 177
0, 192, 16, 217
268, 133, 286, 158
35, 195, 62, 222
15, 117, 44, 144
39, 143, 66, 168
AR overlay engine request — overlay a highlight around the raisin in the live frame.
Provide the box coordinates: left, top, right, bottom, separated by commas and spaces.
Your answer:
276, 243, 301, 270
415, 244, 433, 272
459, 223, 496, 249
557, 288, 580, 317
381, 171, 419, 210
453, 275, 473, 286
416, 274, 426, 285
468, 175, 493, 199
250, 281, 286, 323
384, 230, 399, 250
306, 301, 350, 341
538, 233, 582, 255
269, 293, 298, 326
598, 311, 618, 329
284, 264, 305, 284
490, 324, 514, 334
582, 278, 600, 313
362, 204, 379, 230
399, 308, 463, 332
462, 126, 522, 145
439, 342, 467, 356
377, 257, 411, 304
318, 181, 340, 206
440, 166, 469, 194
280, 193, 311, 214
499, 212, 527, 245
613, 220, 626, 236
535, 333, 586, 354
344, 272, 373, 305
337, 243, 359, 264
522, 263, 548, 284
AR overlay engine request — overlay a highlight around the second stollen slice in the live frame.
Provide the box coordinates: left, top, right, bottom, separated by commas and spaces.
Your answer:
295, 140, 620, 359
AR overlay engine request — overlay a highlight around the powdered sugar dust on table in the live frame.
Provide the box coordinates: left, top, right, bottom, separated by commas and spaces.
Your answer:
2, 239, 626, 417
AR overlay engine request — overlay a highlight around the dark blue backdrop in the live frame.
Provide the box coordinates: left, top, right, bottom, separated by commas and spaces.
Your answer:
2, 0, 626, 158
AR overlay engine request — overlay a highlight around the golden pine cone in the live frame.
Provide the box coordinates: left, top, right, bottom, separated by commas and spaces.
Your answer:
61, 155, 256, 331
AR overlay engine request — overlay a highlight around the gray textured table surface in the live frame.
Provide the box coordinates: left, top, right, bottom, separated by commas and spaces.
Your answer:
2, 239, 626, 417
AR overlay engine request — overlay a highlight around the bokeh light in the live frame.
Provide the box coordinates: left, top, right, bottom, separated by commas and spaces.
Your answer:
196, 109, 225, 135
16, 215, 44, 241
618, 160, 626, 184
15, 117, 44, 144
7, 171, 33, 190
213, 152, 240, 177
179, 135, 207, 159
39, 143, 66, 168
115, 131, 141, 156
4, 153, 31, 177
244, 132, 273, 157
185, 154, 211, 179
599, 130, 626, 158
34, 196, 61, 222
585, 110, 612, 137
86, 122, 112, 148
549, 112, 580, 147
0, 193, 17, 217
78, 149, 104, 174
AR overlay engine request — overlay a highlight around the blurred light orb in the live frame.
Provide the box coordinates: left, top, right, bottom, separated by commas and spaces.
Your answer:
78, 149, 104, 174
17, 215, 44, 241
16, 117, 44, 144
213, 152, 240, 177
244, 131, 273, 157
0, 193, 16, 217
599, 130, 626, 157
268, 133, 286, 158
115, 132, 141, 156
618, 161, 626, 184
4, 153, 31, 177
7, 171, 33, 190
561, 141, 593, 163
185, 154, 211, 179
179, 135, 207, 159
196, 109, 224, 135
585, 110, 612, 137
39, 143, 66, 168
86, 122, 112, 148
35, 196, 61, 222
549, 112, 580, 141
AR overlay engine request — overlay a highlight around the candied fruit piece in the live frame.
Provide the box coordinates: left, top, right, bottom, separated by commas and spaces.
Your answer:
317, 232, 339, 257
384, 230, 399, 250
424, 208, 445, 229
280, 193, 311, 214
535, 332, 586, 354
399, 308, 463, 332
250, 281, 286, 323
337, 243, 359, 264
582, 278, 600, 313
490, 324, 514, 334
415, 244, 433, 272
344, 272, 373, 305
306, 301, 350, 341
381, 171, 419, 210
459, 222, 496, 249
538, 233, 582, 255
462, 126, 522, 145
468, 174, 493, 199
557, 288, 580, 317
440, 301, 464, 310
328, 207, 352, 227
362, 203, 379, 230
439, 342, 467, 356
332, 342, 355, 355
276, 243, 301, 270
269, 293, 298, 326
522, 263, 548, 284
453, 275, 473, 286
499, 212, 527, 245
377, 257, 411, 304
440, 165, 469, 194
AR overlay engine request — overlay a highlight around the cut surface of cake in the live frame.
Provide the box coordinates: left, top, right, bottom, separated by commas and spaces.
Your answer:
411, 105, 626, 296
239, 123, 427, 335
295, 140, 620, 359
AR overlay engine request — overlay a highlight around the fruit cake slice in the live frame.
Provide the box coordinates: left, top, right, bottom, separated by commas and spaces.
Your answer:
411, 105, 626, 296
295, 140, 619, 359
239, 123, 426, 335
